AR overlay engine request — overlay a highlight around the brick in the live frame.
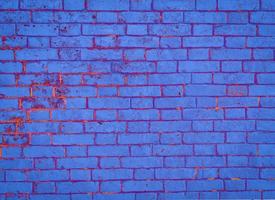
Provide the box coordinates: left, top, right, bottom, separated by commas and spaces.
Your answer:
54, 12, 96, 23
118, 36, 159, 47
0, 24, 15, 36
51, 36, 93, 47
183, 132, 224, 143
247, 37, 275, 47
0, 182, 32, 193
88, 0, 129, 10
153, 145, 193, 155
218, 144, 257, 155
83, 24, 125, 35
253, 49, 273, 60
16, 49, 58, 60
17, 24, 59, 36
251, 12, 275, 23
220, 168, 259, 178
89, 146, 129, 156
130, 0, 151, 10
28, 170, 69, 181
186, 156, 225, 167
127, 25, 147, 35
215, 25, 256, 35
215, 120, 255, 131
0, 159, 32, 169
218, 0, 259, 10
57, 182, 98, 193
122, 157, 162, 168
0, 11, 30, 23
186, 85, 226, 96
214, 73, 254, 84
189, 49, 209, 60
244, 61, 275, 72
64, 0, 85, 10
193, 24, 213, 35
81, 49, 122, 60
57, 158, 97, 169
119, 12, 160, 23
185, 12, 226, 23
0, 0, 18, 9
262, 0, 275, 10
211, 49, 251, 60
112, 61, 155, 73
35, 182, 55, 193
149, 24, 191, 36
93, 169, 132, 180
151, 121, 191, 132
123, 181, 163, 192
53, 134, 94, 145
183, 36, 223, 47
226, 37, 246, 48
120, 86, 160, 97
153, 0, 195, 10
89, 98, 129, 108
86, 122, 126, 132
118, 134, 158, 144
156, 168, 194, 179
187, 180, 223, 191
163, 12, 183, 23
149, 73, 191, 84
147, 49, 187, 60
249, 85, 275, 96
135, 169, 154, 180
20, 0, 62, 9
196, 0, 216, 10
97, 12, 118, 23
248, 132, 275, 143
24, 146, 64, 157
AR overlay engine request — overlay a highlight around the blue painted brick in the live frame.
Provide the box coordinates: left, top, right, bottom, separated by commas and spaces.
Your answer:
93, 169, 132, 180
88, 0, 129, 10
58, 158, 97, 169
66, 146, 86, 157
35, 182, 55, 193
193, 24, 213, 35
100, 157, 120, 168
35, 158, 55, 169
24, 146, 65, 157
28, 170, 69, 181
153, 0, 195, 10
57, 182, 98, 193
215, 25, 256, 36
127, 25, 147, 35
218, 0, 259, 10
163, 12, 183, 23
185, 12, 226, 23
64, 0, 85, 10
187, 180, 223, 191
183, 36, 223, 47
157, 168, 193, 179
96, 134, 116, 144
196, 0, 216, 10
101, 181, 121, 192
71, 170, 91, 180
123, 181, 163, 192
0, 182, 32, 193
0, 0, 18, 9
20, 0, 62, 9
164, 180, 186, 191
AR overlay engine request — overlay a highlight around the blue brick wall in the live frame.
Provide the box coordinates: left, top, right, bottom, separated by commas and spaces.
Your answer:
0, 0, 275, 199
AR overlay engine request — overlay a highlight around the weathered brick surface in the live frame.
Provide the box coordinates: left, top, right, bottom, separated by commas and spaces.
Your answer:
0, 0, 275, 199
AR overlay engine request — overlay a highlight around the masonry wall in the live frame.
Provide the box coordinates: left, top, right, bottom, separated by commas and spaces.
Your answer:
0, 0, 275, 199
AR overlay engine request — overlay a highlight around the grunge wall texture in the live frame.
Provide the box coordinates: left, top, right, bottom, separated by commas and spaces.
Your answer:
0, 0, 275, 199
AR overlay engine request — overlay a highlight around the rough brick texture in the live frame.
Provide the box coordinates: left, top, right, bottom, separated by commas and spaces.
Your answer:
0, 0, 275, 199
